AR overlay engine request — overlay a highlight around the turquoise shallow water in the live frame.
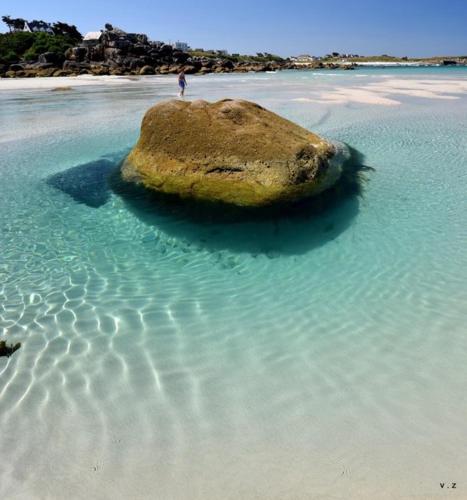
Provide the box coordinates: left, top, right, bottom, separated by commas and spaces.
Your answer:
1, 68, 467, 499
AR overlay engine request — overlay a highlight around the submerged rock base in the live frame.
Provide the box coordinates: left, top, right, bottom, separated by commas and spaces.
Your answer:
112, 143, 372, 223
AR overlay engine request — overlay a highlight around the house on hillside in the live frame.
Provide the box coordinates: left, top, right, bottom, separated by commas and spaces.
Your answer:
2, 16, 55, 34
82, 31, 103, 46
23, 20, 54, 34
290, 54, 317, 63
172, 41, 190, 51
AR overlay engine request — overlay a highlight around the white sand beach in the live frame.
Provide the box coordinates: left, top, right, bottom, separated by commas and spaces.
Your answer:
0, 74, 147, 91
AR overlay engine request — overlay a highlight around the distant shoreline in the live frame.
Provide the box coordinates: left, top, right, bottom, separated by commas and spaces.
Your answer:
350, 61, 452, 67
2, 60, 466, 81
1, 66, 466, 91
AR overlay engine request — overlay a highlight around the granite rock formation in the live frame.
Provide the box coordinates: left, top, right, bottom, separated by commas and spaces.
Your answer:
122, 99, 347, 207
0, 23, 358, 78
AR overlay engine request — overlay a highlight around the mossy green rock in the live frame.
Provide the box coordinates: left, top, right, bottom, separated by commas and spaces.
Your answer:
122, 99, 344, 207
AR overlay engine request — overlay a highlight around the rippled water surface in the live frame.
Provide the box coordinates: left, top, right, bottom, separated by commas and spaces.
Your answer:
1, 68, 467, 499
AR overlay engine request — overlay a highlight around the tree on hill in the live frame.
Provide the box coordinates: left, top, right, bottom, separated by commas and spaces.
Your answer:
0, 15, 83, 65
0, 31, 77, 65
52, 22, 82, 42
2, 15, 27, 32
22, 32, 75, 60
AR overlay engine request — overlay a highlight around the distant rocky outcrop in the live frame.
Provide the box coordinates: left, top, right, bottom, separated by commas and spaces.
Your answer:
0, 22, 359, 78
61, 24, 191, 75
122, 99, 347, 207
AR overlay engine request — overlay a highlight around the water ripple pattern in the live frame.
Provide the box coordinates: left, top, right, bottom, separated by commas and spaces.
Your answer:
1, 68, 467, 499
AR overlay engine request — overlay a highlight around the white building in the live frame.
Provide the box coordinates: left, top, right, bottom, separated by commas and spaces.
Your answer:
82, 31, 103, 46
172, 41, 190, 51
291, 54, 317, 63
23, 21, 54, 34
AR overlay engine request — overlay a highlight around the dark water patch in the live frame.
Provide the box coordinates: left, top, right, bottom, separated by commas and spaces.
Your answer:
44, 145, 372, 254
109, 144, 373, 255
46, 158, 121, 208
0, 340, 21, 358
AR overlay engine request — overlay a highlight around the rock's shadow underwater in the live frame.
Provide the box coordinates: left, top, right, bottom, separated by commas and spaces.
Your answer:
110, 144, 374, 255
47, 146, 373, 255
47, 157, 118, 208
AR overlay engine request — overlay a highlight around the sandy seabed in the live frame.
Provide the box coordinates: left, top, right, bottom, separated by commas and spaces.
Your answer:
1, 68, 467, 499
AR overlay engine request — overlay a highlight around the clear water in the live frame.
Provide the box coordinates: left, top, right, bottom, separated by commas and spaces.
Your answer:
1, 68, 467, 499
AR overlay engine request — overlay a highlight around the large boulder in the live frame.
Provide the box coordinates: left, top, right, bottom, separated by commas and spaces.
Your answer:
38, 51, 64, 65
122, 99, 346, 207
65, 46, 88, 62
172, 50, 190, 64
139, 65, 154, 75
63, 60, 81, 71
37, 67, 58, 77
181, 64, 199, 74
90, 65, 110, 75
9, 63, 25, 72
53, 69, 74, 77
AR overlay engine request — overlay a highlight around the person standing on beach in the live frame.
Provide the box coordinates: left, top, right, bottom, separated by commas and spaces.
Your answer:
178, 70, 187, 97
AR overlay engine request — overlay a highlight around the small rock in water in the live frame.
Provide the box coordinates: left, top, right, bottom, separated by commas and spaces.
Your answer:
0, 341, 21, 358
51, 86, 73, 92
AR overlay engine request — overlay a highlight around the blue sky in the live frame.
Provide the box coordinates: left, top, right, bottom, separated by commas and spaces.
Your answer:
2, 0, 466, 57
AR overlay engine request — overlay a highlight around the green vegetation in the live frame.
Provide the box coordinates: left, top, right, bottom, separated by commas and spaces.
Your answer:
1, 15, 27, 31
0, 31, 76, 64
0, 31, 35, 63
0, 16, 82, 65
322, 54, 466, 63
23, 32, 75, 60
322, 54, 407, 62
347, 55, 408, 62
